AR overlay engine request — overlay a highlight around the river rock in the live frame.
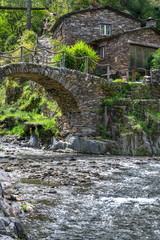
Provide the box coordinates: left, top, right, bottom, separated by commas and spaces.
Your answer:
0, 170, 28, 240
0, 236, 15, 240
28, 131, 39, 147
51, 136, 119, 154
22, 129, 39, 148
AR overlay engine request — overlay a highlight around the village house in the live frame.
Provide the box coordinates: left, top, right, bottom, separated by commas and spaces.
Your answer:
51, 5, 160, 76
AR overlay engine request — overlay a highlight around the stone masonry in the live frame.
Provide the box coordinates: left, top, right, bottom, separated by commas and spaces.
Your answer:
95, 27, 160, 71
0, 63, 105, 137
51, 6, 141, 45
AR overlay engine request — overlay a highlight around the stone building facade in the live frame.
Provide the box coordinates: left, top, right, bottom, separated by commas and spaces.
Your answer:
51, 5, 160, 72
51, 6, 142, 45
92, 27, 160, 71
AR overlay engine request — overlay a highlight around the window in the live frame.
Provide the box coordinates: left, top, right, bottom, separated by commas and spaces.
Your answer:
100, 47, 105, 58
100, 24, 111, 36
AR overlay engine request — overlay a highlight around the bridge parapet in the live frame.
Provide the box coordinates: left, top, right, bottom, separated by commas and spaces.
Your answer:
0, 45, 123, 80
0, 63, 105, 137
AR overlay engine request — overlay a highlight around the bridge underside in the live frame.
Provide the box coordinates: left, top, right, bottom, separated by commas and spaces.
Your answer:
0, 63, 105, 137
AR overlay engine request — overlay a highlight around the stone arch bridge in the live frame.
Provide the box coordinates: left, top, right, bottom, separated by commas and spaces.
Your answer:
0, 63, 105, 136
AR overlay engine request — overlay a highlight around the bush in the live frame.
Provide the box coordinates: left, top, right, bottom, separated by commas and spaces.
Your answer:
21, 30, 36, 45
5, 35, 17, 51
144, 54, 154, 70
12, 30, 36, 63
152, 49, 160, 68
52, 40, 99, 72
70, 0, 92, 11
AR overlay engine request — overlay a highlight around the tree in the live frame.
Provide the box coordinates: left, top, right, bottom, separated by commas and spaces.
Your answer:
99, 0, 121, 7
120, 0, 157, 19
0, 10, 26, 51
27, 0, 32, 30
0, 8, 46, 51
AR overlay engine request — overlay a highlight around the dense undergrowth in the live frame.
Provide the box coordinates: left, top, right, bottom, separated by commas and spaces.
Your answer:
100, 81, 160, 139
0, 78, 61, 138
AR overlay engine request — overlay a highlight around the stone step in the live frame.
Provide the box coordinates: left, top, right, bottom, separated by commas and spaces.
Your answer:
35, 37, 53, 63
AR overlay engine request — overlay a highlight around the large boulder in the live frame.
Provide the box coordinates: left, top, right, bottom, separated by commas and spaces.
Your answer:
0, 170, 28, 240
51, 136, 119, 154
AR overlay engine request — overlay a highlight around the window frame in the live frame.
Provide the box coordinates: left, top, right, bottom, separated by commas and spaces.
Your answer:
100, 24, 111, 36
129, 44, 157, 68
100, 46, 105, 59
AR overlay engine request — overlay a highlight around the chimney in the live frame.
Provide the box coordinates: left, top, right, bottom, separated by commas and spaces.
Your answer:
146, 17, 157, 27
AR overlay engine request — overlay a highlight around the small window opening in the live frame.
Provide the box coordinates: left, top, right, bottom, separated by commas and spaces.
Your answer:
100, 24, 111, 36
100, 46, 105, 58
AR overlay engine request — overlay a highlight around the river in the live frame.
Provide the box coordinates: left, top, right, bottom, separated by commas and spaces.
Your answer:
0, 140, 160, 240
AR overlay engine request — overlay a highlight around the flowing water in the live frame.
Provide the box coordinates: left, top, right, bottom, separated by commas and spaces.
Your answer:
0, 142, 160, 240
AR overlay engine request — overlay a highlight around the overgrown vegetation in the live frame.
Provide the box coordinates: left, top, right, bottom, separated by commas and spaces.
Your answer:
101, 81, 160, 140
1, 0, 160, 51
52, 40, 99, 72
11, 30, 36, 63
0, 79, 60, 138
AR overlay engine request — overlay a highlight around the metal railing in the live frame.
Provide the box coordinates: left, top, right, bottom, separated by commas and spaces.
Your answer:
0, 46, 129, 81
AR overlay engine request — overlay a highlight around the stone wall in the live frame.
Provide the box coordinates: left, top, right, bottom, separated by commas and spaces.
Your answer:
102, 96, 160, 155
152, 69, 160, 84
97, 28, 160, 71
52, 7, 141, 45
0, 63, 105, 137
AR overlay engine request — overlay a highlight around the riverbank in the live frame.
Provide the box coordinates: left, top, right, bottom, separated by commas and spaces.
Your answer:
0, 139, 160, 239
0, 169, 27, 240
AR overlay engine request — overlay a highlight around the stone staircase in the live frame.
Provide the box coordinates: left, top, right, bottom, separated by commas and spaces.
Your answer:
35, 37, 53, 63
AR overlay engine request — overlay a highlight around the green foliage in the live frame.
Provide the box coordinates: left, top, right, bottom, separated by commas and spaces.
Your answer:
21, 30, 36, 45
0, 10, 26, 51
12, 30, 36, 63
102, 98, 118, 107
99, 123, 106, 139
0, 84, 6, 107
70, 0, 95, 11
144, 54, 154, 70
0, 8, 45, 51
48, 0, 70, 19
152, 48, 160, 68
112, 79, 123, 83
52, 40, 99, 72
99, 0, 121, 7
70, 0, 121, 11
31, 10, 46, 35
5, 35, 18, 51
120, 0, 157, 19
0, 79, 60, 137
50, 37, 63, 52
102, 81, 133, 99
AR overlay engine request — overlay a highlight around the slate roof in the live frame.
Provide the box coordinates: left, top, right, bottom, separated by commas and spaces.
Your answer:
91, 27, 160, 44
50, 5, 142, 33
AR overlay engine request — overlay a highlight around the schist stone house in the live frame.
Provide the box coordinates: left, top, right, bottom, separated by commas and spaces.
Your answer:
51, 5, 160, 73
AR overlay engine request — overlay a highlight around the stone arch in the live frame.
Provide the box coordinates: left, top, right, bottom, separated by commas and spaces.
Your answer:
0, 63, 104, 136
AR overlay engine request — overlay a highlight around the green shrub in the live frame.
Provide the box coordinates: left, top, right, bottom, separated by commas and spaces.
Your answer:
99, 123, 106, 139
21, 30, 36, 45
70, 0, 97, 11
12, 30, 36, 63
112, 79, 123, 83
50, 37, 63, 52
5, 35, 17, 51
52, 40, 99, 72
152, 48, 160, 68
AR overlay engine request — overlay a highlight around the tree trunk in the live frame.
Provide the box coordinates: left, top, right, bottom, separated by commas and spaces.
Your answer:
26, 0, 31, 30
